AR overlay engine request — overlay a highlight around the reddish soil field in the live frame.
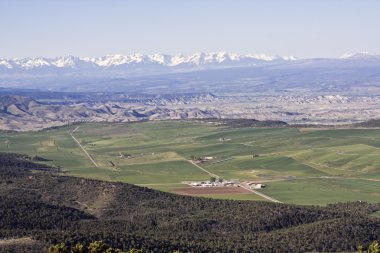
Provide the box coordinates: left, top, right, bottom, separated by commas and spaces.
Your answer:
174, 186, 251, 195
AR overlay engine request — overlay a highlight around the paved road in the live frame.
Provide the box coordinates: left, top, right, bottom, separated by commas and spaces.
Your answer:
187, 160, 282, 203
70, 126, 99, 167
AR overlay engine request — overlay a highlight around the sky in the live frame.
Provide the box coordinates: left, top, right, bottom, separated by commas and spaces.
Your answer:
0, 0, 379, 59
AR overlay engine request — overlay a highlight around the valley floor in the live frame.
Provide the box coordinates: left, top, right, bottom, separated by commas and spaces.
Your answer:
0, 120, 379, 205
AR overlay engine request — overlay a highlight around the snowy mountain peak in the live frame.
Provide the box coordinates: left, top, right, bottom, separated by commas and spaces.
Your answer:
52, 55, 77, 68
0, 52, 298, 70
340, 52, 380, 59
0, 59, 13, 69
150, 53, 170, 65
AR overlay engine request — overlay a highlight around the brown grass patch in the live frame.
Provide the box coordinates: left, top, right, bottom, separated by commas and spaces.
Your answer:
0, 237, 35, 246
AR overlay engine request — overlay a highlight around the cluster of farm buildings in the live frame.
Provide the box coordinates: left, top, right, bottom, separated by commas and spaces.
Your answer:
190, 155, 266, 190
188, 179, 265, 190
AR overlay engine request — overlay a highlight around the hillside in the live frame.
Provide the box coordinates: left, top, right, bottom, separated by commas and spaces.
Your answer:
0, 95, 295, 131
353, 119, 380, 128
4, 88, 380, 128
0, 95, 222, 131
0, 152, 379, 253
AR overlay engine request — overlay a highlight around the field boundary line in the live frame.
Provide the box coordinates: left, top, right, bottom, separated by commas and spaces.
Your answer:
70, 126, 99, 167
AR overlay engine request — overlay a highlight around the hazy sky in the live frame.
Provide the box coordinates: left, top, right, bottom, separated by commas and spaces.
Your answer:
1, 0, 379, 58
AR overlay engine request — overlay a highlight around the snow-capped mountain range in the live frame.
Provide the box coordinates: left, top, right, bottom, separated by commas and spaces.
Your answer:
1, 52, 379, 76
0, 52, 297, 71
2, 52, 379, 72
1, 51, 380, 93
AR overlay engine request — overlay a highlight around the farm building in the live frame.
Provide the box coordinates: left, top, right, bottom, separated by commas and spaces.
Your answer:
248, 183, 265, 189
189, 180, 239, 188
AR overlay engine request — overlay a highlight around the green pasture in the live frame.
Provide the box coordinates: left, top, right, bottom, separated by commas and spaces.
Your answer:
371, 211, 380, 218
261, 178, 380, 205
0, 121, 379, 205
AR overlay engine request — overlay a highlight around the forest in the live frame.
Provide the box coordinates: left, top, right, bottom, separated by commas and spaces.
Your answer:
0, 152, 379, 253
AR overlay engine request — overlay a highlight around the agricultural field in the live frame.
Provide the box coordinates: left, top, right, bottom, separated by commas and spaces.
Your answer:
0, 121, 379, 205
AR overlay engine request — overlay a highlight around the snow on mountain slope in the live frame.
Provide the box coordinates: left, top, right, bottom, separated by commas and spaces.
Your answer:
51, 56, 77, 68
0, 60, 12, 69
2, 52, 380, 72
340, 52, 380, 59
0, 52, 296, 71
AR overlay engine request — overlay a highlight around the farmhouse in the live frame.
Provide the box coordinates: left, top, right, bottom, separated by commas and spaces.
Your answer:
248, 183, 265, 189
193, 156, 214, 164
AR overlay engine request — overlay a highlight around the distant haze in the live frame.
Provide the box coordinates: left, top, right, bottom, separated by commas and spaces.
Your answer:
0, 0, 379, 59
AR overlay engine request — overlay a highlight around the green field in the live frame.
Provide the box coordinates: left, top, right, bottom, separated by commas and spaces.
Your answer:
0, 121, 379, 205
372, 211, 380, 218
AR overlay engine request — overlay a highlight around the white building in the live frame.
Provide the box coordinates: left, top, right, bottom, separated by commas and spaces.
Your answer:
249, 183, 265, 189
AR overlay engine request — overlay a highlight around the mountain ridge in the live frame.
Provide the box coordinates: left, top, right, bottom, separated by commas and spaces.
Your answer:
2, 52, 380, 71
0, 94, 225, 131
0, 52, 297, 70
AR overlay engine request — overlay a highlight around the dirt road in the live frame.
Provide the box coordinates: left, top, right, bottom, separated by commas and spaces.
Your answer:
70, 126, 99, 167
